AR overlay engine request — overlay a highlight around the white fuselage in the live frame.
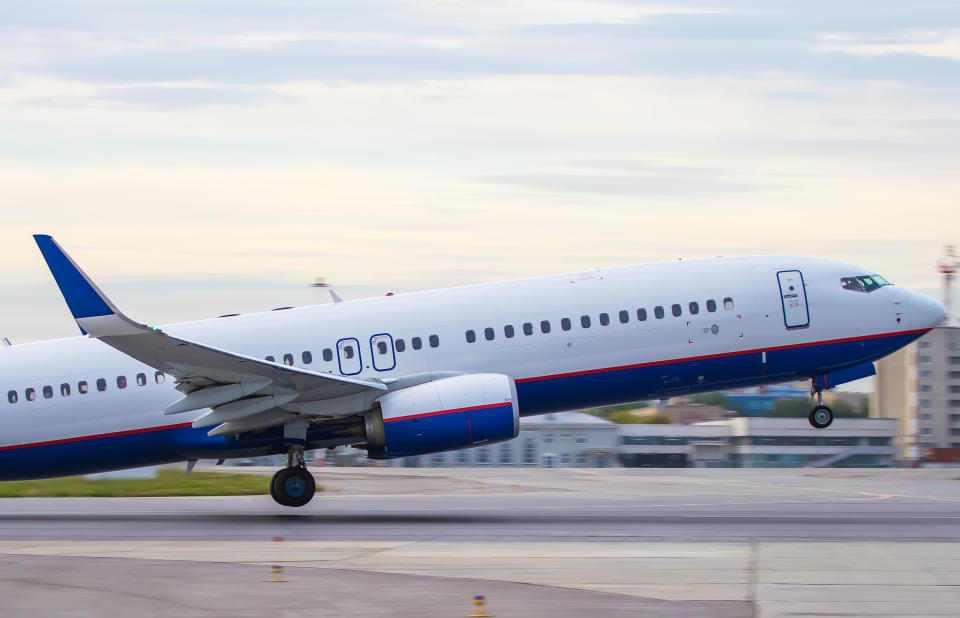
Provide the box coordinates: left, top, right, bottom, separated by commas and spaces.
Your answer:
0, 255, 943, 478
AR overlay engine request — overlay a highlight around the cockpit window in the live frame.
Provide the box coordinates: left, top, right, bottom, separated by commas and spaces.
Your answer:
841, 275, 892, 293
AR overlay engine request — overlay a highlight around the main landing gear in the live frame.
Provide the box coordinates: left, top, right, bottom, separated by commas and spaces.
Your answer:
808, 387, 834, 429
270, 446, 316, 507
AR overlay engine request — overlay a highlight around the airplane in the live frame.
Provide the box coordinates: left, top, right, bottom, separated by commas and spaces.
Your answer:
0, 235, 946, 506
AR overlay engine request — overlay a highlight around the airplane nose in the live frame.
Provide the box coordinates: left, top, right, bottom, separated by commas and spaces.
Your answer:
910, 292, 946, 329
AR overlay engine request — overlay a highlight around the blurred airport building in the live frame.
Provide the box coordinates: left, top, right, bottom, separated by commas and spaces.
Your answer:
237, 409, 897, 469
619, 417, 896, 468
379, 414, 896, 468
399, 411, 620, 468
871, 326, 960, 463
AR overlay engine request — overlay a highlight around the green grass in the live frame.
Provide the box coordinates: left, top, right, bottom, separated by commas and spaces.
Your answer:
0, 468, 308, 498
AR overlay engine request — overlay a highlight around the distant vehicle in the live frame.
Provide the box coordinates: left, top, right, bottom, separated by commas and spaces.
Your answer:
236, 459, 255, 466
0, 235, 945, 507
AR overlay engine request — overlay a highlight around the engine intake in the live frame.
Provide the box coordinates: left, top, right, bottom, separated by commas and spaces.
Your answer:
364, 373, 519, 459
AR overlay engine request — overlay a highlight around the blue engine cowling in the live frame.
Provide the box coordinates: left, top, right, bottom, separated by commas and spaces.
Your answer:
364, 373, 519, 459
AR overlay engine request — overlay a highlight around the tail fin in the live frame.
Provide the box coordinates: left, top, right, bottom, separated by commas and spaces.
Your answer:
33, 234, 146, 336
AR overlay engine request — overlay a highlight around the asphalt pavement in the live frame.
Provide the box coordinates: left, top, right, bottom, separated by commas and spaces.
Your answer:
0, 468, 957, 617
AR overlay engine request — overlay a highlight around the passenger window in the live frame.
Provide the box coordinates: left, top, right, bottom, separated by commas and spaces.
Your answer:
302, 351, 312, 364
619, 310, 629, 324
689, 302, 699, 315
265, 355, 275, 362
561, 317, 571, 331
117, 376, 127, 389
283, 353, 294, 366
637, 308, 647, 321
97, 379, 107, 392
599, 313, 610, 326
395, 339, 406, 352
78, 381, 89, 394
26, 388, 36, 401
723, 297, 734, 310
154, 371, 165, 384
412, 337, 423, 350
484, 327, 494, 341
466, 330, 477, 343
60, 383, 70, 397
706, 299, 717, 312
540, 320, 551, 334
654, 306, 665, 319
671, 304, 682, 317
523, 323, 533, 336
136, 373, 146, 386
581, 315, 591, 328
322, 348, 334, 361
377, 341, 388, 354
343, 345, 355, 359
43, 385, 53, 399
504, 325, 515, 338
7, 390, 16, 404
429, 334, 439, 348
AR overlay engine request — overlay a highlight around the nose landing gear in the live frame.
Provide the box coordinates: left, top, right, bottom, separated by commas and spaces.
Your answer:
270, 446, 316, 507
808, 387, 834, 429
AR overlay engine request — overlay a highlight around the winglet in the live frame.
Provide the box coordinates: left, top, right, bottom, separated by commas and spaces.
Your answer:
33, 234, 146, 337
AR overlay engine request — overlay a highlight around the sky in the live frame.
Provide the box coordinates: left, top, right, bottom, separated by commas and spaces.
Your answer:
1, 0, 958, 342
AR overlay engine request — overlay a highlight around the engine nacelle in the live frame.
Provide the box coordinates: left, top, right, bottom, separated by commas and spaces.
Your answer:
364, 373, 519, 459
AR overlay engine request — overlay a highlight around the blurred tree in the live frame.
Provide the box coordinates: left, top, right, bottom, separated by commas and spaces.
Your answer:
607, 410, 672, 424
764, 397, 866, 418
689, 392, 744, 413
583, 402, 650, 418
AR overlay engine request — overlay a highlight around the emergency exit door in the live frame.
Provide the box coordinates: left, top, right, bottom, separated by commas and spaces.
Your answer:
777, 270, 810, 329
336, 337, 362, 375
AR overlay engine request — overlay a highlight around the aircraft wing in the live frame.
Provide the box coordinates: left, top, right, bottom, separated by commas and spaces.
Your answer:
33, 235, 386, 435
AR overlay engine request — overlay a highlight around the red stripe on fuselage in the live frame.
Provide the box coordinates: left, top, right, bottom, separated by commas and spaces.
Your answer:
0, 422, 193, 452
383, 402, 513, 424
514, 328, 930, 384
0, 328, 927, 452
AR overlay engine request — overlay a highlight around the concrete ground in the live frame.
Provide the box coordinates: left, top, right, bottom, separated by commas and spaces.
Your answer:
0, 467, 958, 617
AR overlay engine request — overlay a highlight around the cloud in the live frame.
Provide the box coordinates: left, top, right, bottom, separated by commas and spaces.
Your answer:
0, 1, 958, 340
3, 1, 960, 89
477, 167, 777, 197
98, 84, 268, 108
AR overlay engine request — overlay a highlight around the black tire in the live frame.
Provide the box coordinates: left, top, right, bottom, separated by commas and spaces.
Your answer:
269, 470, 280, 503
271, 467, 316, 507
809, 404, 834, 429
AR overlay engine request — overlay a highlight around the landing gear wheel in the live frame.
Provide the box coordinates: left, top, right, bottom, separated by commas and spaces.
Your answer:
270, 467, 316, 507
269, 471, 280, 503
809, 405, 834, 429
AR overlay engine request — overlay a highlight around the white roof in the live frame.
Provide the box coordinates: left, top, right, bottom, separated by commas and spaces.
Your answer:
520, 411, 617, 427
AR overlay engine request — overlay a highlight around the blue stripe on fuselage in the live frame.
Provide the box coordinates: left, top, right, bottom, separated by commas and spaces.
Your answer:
0, 329, 927, 479
514, 329, 926, 416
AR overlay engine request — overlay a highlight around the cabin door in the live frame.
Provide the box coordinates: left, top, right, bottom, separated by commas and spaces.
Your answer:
777, 270, 810, 329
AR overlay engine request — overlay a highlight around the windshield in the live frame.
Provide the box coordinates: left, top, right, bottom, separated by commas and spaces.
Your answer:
840, 274, 892, 293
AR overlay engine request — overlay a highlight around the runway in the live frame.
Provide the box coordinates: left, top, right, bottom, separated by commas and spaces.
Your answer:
0, 468, 958, 616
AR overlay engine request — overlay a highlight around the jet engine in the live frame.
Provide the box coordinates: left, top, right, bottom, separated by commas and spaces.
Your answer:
363, 373, 519, 459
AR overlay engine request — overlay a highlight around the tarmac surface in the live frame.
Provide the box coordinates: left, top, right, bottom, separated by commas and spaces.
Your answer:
0, 467, 958, 617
